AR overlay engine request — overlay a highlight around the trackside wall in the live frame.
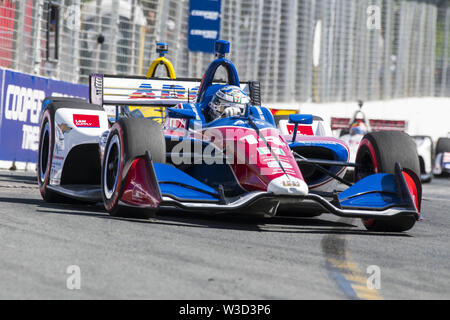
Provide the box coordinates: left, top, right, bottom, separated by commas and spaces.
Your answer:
0, 67, 88, 170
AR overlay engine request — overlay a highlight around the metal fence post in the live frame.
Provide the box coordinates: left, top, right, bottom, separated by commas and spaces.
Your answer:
440, 4, 450, 96
33, 0, 45, 76
13, 0, 26, 71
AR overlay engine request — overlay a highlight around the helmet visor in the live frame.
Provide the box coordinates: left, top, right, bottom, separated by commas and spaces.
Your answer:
211, 96, 246, 113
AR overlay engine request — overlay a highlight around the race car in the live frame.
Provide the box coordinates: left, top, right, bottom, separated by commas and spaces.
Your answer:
433, 135, 450, 177
37, 40, 422, 232
330, 100, 433, 183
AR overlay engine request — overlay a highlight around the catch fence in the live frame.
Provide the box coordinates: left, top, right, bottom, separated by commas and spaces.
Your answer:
0, 0, 449, 103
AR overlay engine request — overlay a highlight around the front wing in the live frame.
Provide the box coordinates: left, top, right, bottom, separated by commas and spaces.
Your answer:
117, 152, 421, 221
47, 151, 421, 222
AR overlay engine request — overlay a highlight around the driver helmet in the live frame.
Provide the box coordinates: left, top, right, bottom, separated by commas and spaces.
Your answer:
208, 85, 250, 119
350, 121, 368, 136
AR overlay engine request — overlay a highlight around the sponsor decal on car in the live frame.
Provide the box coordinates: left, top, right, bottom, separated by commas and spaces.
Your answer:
443, 152, 450, 163
161, 84, 188, 99
257, 147, 285, 156
282, 180, 301, 187
286, 123, 314, 136
57, 123, 72, 134
266, 160, 293, 169
73, 114, 100, 128
130, 83, 156, 99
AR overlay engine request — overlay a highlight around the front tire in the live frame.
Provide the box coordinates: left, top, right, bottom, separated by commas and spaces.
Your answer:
101, 118, 165, 219
37, 109, 63, 202
354, 131, 420, 232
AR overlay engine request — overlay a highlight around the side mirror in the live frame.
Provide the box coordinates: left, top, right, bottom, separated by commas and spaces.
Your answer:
168, 108, 196, 135
288, 114, 313, 125
288, 114, 314, 141
168, 108, 196, 120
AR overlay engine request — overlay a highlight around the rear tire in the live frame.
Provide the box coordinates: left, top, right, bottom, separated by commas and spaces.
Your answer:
354, 131, 419, 232
435, 137, 450, 155
101, 118, 165, 219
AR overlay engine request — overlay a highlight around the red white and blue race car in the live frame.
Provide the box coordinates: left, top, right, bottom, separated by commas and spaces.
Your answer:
37, 40, 423, 232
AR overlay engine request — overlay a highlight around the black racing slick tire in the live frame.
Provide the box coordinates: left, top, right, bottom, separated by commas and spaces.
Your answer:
354, 131, 420, 232
37, 98, 102, 203
101, 118, 166, 219
435, 137, 450, 155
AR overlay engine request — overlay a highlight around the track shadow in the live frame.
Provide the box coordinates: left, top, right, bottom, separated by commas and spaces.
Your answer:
0, 197, 43, 206
0, 195, 411, 237
0, 172, 37, 185
166, 212, 412, 237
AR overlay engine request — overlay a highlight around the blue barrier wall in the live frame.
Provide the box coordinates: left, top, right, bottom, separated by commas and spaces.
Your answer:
0, 68, 88, 167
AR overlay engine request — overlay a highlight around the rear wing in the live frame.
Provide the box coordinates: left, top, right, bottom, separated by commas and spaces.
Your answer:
368, 119, 407, 132
330, 117, 408, 132
330, 117, 351, 130
90, 74, 256, 106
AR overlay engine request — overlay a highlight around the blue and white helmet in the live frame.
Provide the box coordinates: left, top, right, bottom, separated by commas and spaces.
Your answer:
208, 85, 250, 118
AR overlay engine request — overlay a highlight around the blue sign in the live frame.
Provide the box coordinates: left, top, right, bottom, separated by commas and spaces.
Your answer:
0, 68, 88, 165
188, 0, 221, 53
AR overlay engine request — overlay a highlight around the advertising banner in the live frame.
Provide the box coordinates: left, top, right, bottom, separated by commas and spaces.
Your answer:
188, 0, 221, 53
0, 68, 88, 166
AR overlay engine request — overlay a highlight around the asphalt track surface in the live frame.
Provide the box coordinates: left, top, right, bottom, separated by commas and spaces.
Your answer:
0, 170, 449, 300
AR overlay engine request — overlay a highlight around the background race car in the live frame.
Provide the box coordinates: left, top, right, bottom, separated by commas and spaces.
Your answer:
433, 134, 450, 177
330, 100, 434, 183
37, 40, 423, 232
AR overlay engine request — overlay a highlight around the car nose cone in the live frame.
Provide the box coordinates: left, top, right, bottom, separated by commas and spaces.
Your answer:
267, 175, 309, 196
